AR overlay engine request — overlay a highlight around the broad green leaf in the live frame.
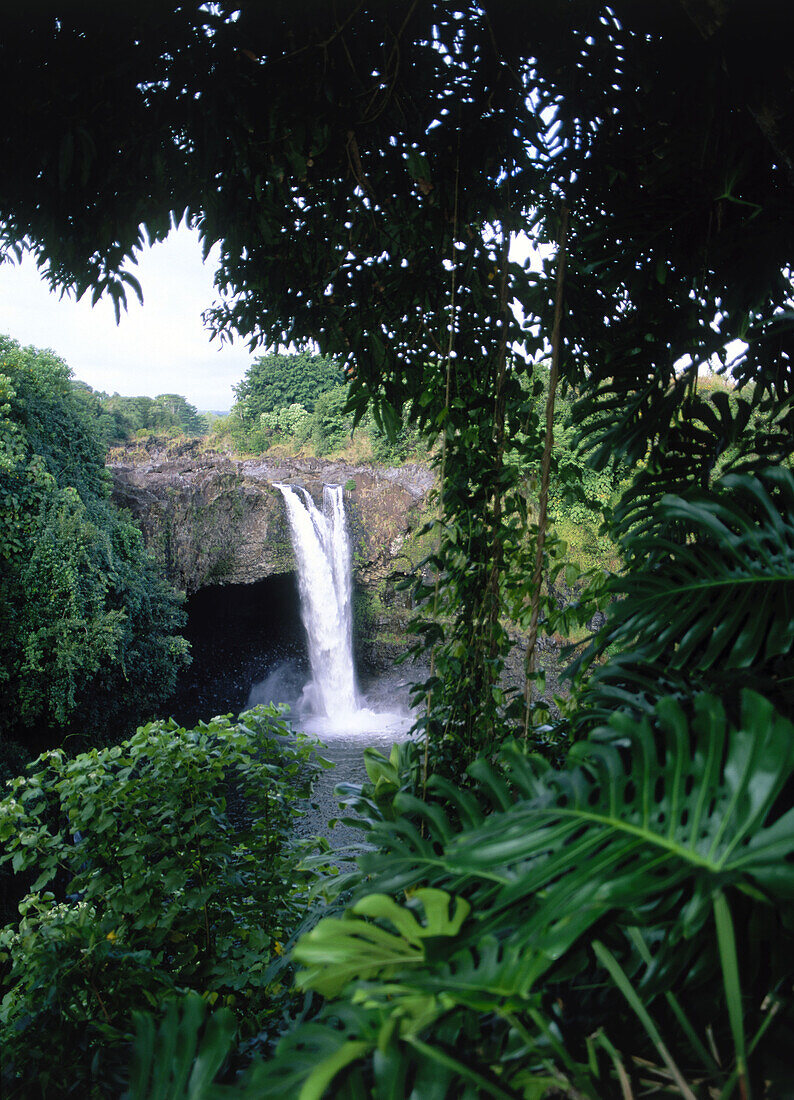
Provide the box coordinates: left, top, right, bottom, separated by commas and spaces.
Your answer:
128, 995, 236, 1100
293, 889, 471, 998
332, 691, 794, 1014
576, 470, 794, 704
298, 1041, 371, 1100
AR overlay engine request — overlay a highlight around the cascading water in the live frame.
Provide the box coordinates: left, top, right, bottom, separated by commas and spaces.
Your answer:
246, 480, 413, 739
274, 483, 359, 722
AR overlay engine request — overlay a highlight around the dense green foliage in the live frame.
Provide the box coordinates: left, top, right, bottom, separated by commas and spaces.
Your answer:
1, 3, 794, 1097
256, 691, 794, 1096
0, 706, 330, 1098
74, 384, 209, 446
114, 691, 794, 1097
218, 350, 423, 462
0, 336, 190, 756
220, 349, 351, 455
233, 351, 343, 416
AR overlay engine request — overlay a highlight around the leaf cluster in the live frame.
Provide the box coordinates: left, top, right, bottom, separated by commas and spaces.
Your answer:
0, 705, 331, 1098
226, 691, 794, 1097
0, 337, 190, 753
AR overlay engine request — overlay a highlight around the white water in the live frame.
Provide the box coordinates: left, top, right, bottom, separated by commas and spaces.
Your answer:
276, 483, 358, 718
254, 483, 412, 738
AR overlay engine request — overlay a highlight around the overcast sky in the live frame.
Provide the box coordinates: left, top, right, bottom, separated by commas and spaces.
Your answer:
0, 226, 544, 412
0, 224, 252, 411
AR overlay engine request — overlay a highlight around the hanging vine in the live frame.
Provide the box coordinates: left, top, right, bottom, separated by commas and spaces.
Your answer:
525, 202, 569, 736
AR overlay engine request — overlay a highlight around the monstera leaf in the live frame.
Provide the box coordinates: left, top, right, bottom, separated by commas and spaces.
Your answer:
354, 691, 794, 1013
452, 692, 794, 930
293, 888, 471, 999
254, 691, 794, 1098
593, 468, 793, 665
573, 467, 794, 724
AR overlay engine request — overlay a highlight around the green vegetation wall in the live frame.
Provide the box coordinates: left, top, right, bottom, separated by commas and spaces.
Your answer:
0, 336, 190, 762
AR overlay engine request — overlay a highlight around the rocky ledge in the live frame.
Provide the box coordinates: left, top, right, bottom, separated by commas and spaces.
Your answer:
109, 442, 435, 597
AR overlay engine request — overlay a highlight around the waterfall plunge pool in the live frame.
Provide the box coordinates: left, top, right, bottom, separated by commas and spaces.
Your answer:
162, 484, 418, 849
162, 575, 415, 744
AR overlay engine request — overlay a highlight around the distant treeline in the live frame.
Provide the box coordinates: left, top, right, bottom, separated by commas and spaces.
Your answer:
72, 384, 212, 444
73, 350, 422, 464
215, 349, 423, 462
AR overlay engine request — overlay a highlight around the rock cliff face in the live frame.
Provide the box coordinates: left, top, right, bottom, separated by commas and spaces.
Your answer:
109, 443, 435, 598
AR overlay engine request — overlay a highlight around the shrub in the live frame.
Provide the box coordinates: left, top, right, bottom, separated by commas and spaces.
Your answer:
0, 705, 331, 1098
310, 385, 353, 455
259, 402, 311, 441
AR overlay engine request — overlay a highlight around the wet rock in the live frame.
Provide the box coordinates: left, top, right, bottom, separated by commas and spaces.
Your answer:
109, 447, 435, 604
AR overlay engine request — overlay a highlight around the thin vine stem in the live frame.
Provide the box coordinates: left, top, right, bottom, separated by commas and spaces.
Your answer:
524, 202, 569, 737
478, 232, 512, 749
422, 138, 460, 798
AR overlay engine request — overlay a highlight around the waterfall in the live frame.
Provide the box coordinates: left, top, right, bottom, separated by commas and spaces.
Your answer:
275, 483, 359, 720
248, 480, 412, 739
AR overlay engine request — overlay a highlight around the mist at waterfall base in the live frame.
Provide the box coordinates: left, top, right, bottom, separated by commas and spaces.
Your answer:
245, 483, 413, 741
246, 657, 412, 739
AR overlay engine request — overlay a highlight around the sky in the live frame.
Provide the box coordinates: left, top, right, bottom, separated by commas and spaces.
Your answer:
0, 225, 252, 411
0, 226, 544, 412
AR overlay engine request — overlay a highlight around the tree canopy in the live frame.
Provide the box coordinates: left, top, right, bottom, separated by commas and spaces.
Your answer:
233, 351, 344, 416
2, 3, 794, 1095
1, 0, 792, 740
1, 2, 792, 419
